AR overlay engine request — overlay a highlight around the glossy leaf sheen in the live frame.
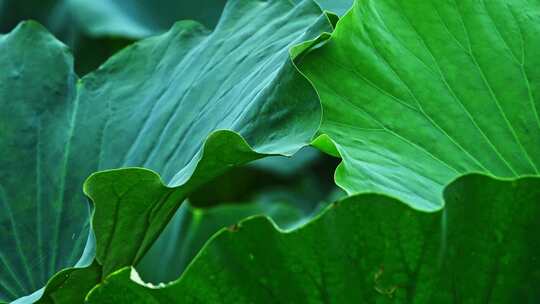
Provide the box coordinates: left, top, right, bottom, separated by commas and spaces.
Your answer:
137, 146, 338, 284
300, 0, 540, 210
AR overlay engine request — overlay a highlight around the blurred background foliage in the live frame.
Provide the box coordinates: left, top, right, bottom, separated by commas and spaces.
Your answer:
0, 0, 227, 74
0, 0, 345, 284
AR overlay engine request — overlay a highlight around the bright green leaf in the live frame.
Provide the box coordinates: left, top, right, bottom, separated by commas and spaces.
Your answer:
299, 0, 540, 210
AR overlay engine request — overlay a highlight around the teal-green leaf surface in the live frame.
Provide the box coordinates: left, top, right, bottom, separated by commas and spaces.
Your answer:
300, 0, 540, 210
86, 174, 540, 303
1, 0, 227, 38
315, 0, 353, 16
0, 21, 88, 302
0, 0, 332, 301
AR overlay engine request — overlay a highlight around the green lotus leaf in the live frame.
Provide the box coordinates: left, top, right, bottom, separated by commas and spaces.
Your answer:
299, 0, 540, 210
0, 0, 332, 301
85, 174, 540, 302
0, 22, 87, 302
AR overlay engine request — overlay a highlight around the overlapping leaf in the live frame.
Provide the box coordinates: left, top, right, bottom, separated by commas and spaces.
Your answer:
86, 175, 540, 303
299, 0, 540, 210
0, 0, 333, 302
137, 148, 340, 283
3, 0, 539, 302
136, 199, 307, 284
